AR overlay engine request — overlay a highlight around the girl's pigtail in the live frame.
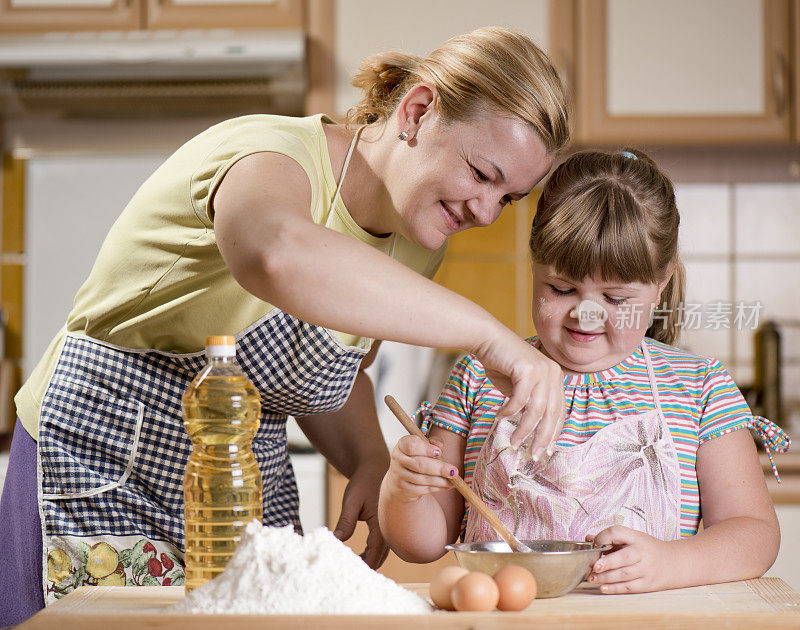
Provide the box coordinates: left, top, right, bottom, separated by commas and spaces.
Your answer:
647, 258, 686, 345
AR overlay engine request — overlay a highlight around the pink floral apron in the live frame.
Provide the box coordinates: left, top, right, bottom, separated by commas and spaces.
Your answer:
465, 343, 682, 543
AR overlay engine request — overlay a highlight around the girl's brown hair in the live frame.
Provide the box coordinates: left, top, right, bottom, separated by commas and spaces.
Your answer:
530, 149, 685, 345
347, 27, 570, 154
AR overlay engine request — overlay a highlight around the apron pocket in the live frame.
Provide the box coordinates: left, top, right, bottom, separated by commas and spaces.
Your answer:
39, 376, 144, 499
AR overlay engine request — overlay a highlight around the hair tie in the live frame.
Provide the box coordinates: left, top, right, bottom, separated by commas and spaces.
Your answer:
619, 151, 638, 160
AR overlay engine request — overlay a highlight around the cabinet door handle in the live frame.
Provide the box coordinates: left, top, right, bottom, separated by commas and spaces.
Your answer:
773, 51, 788, 118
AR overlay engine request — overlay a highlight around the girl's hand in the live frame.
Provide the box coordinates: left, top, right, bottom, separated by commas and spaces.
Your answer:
381, 435, 457, 503
586, 527, 678, 594
474, 329, 565, 458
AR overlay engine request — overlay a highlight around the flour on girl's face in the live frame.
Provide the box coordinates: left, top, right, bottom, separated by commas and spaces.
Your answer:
172, 521, 432, 615
537, 297, 553, 319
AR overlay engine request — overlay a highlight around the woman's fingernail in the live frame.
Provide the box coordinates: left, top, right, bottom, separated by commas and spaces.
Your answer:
546, 447, 554, 457
449, 468, 456, 476
587, 574, 597, 583
594, 562, 603, 571
433, 449, 441, 457
600, 585, 608, 593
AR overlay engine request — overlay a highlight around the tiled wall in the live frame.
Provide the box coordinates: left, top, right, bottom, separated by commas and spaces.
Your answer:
676, 182, 800, 432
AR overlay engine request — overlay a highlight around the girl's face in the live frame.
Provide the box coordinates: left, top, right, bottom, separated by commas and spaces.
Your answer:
531, 263, 670, 374
390, 110, 553, 250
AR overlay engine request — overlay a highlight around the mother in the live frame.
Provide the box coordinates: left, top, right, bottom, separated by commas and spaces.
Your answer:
0, 26, 569, 624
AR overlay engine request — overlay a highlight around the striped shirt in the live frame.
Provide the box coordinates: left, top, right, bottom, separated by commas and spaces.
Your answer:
422, 337, 758, 538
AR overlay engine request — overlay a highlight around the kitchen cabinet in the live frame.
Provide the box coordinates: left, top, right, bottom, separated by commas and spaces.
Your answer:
551, 0, 792, 144
332, 0, 550, 117
0, 155, 24, 439
144, 0, 302, 31
795, 0, 800, 140
0, 0, 301, 33
0, 0, 140, 33
434, 196, 539, 339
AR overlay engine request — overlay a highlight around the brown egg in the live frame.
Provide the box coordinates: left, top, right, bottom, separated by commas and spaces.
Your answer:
429, 565, 469, 610
451, 571, 500, 612
493, 565, 538, 611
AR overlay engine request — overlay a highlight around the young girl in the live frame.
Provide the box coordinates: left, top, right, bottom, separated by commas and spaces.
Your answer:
378, 149, 790, 594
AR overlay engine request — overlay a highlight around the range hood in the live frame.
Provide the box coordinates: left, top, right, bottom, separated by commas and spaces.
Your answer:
0, 29, 307, 117
0, 29, 305, 81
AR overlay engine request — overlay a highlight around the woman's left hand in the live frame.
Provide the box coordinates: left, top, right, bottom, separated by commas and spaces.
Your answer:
586, 526, 677, 594
333, 462, 390, 569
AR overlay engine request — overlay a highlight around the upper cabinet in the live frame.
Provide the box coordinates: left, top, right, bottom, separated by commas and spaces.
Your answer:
0, 0, 302, 32
0, 0, 141, 32
144, 0, 302, 31
332, 0, 550, 117
552, 0, 792, 144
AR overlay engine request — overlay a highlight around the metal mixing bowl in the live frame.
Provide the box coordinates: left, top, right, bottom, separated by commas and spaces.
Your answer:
445, 540, 612, 599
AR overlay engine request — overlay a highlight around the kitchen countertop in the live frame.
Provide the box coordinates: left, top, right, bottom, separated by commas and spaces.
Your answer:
18, 579, 800, 629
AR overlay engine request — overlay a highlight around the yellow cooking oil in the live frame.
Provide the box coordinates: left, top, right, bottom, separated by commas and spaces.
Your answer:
182, 335, 263, 593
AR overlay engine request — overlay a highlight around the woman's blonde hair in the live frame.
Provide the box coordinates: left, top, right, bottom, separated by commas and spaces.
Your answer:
347, 27, 570, 154
530, 149, 685, 345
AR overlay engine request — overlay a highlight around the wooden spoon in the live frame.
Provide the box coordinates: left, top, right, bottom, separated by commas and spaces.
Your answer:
384, 395, 531, 553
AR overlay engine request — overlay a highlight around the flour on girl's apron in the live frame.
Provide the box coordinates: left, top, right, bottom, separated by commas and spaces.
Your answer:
465, 343, 682, 543
36, 126, 377, 604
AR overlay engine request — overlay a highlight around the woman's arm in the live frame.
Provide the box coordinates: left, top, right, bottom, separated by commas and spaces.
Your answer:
213, 152, 564, 457
591, 429, 779, 593
378, 426, 467, 562
294, 342, 390, 569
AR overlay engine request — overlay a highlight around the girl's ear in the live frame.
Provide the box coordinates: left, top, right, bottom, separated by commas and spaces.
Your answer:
395, 83, 438, 143
658, 261, 678, 299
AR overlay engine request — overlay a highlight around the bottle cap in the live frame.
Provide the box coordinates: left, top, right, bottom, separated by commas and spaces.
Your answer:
206, 335, 236, 357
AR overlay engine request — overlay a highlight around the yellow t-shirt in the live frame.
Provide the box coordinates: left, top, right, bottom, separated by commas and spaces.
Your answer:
17, 114, 446, 438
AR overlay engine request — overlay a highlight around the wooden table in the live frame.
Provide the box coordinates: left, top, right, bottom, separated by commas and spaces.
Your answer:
18, 579, 800, 629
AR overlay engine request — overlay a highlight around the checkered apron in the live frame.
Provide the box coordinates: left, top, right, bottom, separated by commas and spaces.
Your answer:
37, 315, 368, 602
37, 124, 374, 603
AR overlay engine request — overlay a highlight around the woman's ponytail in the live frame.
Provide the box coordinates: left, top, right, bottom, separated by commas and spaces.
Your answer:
347, 51, 421, 126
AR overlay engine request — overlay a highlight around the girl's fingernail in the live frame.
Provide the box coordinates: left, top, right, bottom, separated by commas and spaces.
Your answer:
600, 585, 608, 593
546, 447, 554, 457
449, 468, 456, 476
587, 574, 597, 583
594, 562, 603, 571
433, 449, 441, 457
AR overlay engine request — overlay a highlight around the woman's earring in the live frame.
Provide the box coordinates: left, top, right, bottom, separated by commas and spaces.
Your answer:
398, 131, 408, 141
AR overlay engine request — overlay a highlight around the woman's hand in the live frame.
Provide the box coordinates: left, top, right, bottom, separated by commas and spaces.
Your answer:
381, 435, 457, 503
586, 527, 678, 594
333, 461, 390, 569
473, 328, 565, 458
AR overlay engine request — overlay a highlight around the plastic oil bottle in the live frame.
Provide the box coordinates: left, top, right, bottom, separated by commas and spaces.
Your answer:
182, 335, 263, 592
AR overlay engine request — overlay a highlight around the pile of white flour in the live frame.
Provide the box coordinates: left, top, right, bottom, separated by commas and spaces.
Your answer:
173, 520, 432, 615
